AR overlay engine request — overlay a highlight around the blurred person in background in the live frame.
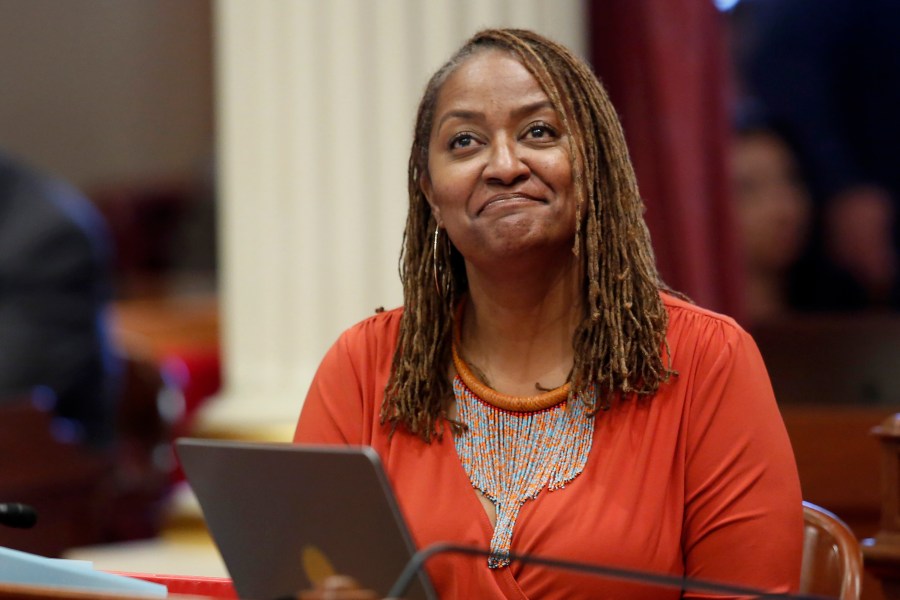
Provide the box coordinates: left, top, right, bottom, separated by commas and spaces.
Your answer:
736, 0, 900, 309
732, 115, 812, 323
731, 109, 869, 322
0, 151, 118, 448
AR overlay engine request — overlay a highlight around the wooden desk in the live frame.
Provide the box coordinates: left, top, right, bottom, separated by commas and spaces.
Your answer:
780, 405, 884, 536
0, 582, 150, 600
751, 315, 900, 538
111, 295, 219, 363
862, 415, 900, 599
0, 582, 222, 600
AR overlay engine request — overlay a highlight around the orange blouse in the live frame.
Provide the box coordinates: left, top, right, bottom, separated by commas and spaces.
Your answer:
294, 294, 803, 599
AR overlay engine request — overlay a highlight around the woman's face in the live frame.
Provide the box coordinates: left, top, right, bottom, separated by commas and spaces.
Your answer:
422, 50, 576, 269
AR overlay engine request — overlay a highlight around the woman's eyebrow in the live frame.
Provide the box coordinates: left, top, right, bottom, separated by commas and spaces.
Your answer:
435, 100, 556, 132
512, 100, 555, 119
436, 109, 483, 131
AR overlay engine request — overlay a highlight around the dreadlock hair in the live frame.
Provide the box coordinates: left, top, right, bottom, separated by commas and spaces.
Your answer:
381, 28, 674, 442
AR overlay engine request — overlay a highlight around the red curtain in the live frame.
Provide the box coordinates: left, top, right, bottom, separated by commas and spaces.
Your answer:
589, 1, 743, 317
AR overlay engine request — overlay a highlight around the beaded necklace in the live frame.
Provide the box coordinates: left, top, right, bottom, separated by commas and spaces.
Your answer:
451, 315, 595, 568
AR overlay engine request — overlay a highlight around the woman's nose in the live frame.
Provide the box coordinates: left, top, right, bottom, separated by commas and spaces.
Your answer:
483, 139, 530, 185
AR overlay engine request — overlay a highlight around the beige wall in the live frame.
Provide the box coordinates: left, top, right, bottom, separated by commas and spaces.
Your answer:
0, 0, 213, 190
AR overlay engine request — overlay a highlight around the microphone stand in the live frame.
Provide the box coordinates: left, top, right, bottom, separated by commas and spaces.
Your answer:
387, 542, 830, 600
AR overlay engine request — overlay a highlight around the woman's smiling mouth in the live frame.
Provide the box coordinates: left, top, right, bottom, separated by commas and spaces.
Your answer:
478, 193, 545, 215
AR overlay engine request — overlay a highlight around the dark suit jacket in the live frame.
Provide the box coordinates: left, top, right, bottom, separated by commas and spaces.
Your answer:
0, 153, 116, 446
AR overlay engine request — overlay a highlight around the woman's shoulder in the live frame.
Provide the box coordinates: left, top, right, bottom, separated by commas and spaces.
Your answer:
331, 306, 405, 363
339, 306, 404, 340
659, 291, 749, 350
660, 291, 742, 328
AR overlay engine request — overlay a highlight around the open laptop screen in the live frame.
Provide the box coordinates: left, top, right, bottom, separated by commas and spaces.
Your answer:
176, 438, 435, 600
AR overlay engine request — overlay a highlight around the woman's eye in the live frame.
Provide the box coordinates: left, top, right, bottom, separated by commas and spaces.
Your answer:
525, 123, 557, 140
449, 133, 477, 150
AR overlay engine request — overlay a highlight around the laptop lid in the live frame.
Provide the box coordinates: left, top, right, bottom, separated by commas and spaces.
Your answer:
175, 438, 436, 600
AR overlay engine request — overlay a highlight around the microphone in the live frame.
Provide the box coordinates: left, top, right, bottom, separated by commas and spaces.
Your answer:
387, 543, 829, 600
0, 503, 38, 529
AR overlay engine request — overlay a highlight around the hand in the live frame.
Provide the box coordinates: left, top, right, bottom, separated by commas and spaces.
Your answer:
825, 186, 897, 301
295, 575, 380, 600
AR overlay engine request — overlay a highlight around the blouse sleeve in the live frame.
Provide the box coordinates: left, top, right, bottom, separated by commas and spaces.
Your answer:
293, 310, 401, 446
293, 327, 371, 446
681, 322, 804, 597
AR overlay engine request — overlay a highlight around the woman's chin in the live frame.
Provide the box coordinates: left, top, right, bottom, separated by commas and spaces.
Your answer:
467, 230, 575, 267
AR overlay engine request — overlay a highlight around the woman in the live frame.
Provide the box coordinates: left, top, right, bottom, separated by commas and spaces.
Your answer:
295, 28, 802, 599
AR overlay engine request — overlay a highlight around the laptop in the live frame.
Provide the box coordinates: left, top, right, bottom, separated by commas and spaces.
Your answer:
175, 438, 436, 600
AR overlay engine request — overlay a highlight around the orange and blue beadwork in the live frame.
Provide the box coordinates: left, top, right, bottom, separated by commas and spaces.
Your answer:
451, 376, 595, 568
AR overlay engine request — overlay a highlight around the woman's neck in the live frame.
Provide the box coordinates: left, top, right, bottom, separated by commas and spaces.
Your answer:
458, 255, 583, 397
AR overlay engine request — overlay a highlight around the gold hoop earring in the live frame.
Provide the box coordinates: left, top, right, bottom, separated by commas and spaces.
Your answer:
433, 227, 442, 294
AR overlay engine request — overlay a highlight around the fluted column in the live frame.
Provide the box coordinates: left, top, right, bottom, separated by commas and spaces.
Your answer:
206, 0, 586, 439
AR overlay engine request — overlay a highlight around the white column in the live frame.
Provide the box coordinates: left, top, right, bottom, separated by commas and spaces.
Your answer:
205, 0, 586, 439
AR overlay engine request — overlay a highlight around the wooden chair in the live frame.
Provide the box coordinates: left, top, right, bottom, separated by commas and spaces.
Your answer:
801, 501, 863, 599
